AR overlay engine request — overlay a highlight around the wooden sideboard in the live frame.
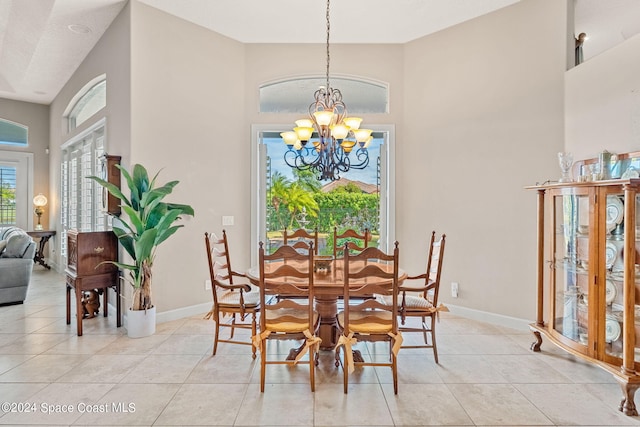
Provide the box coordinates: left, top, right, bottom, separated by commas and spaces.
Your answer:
65, 230, 121, 336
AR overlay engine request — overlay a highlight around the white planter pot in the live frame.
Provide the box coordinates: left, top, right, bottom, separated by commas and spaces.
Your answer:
127, 306, 156, 338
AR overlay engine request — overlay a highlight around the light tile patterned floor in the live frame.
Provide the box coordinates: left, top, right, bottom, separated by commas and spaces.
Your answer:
0, 268, 638, 426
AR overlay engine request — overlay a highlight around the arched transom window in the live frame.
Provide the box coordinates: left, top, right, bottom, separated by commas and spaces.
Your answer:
259, 76, 388, 114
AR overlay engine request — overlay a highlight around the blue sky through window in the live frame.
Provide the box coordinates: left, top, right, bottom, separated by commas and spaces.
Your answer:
264, 137, 381, 184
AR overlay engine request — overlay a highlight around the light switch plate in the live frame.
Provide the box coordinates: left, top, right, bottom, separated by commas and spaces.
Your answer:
222, 216, 234, 226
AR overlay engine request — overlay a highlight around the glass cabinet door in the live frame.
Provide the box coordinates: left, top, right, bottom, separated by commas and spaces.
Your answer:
603, 190, 625, 360
551, 189, 590, 348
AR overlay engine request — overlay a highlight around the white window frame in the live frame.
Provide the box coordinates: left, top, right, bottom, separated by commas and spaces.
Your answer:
64, 74, 106, 132
0, 151, 34, 230
0, 118, 28, 146
60, 118, 110, 262
250, 123, 396, 266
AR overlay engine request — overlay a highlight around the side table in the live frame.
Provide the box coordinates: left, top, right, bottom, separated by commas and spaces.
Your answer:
65, 230, 121, 336
26, 230, 56, 269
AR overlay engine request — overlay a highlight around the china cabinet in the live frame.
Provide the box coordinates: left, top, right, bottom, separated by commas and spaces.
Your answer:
528, 175, 640, 415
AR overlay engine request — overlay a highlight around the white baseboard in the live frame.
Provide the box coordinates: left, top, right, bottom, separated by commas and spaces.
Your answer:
124, 300, 531, 332
446, 303, 532, 331
122, 302, 213, 327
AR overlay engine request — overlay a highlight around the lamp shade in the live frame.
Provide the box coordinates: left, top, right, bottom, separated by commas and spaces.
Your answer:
281, 131, 298, 148
33, 193, 48, 207
343, 117, 363, 130
294, 126, 314, 142
313, 110, 334, 127
353, 129, 373, 143
295, 119, 314, 128
330, 124, 349, 140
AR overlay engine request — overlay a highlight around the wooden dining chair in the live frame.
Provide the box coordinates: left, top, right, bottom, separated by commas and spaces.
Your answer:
377, 231, 447, 363
335, 242, 402, 394
283, 227, 319, 254
253, 241, 321, 392
333, 227, 370, 259
204, 230, 260, 358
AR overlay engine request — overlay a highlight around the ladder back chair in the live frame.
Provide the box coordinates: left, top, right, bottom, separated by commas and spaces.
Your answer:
253, 242, 321, 392
335, 242, 402, 394
204, 230, 260, 358
283, 227, 319, 254
378, 231, 447, 363
333, 227, 370, 259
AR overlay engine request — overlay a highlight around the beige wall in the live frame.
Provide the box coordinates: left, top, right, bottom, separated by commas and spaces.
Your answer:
565, 33, 640, 160
130, 1, 245, 312
402, 0, 566, 319
48, 3, 131, 270
0, 99, 49, 229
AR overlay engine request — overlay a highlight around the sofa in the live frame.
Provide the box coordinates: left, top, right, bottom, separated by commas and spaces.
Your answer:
0, 227, 36, 305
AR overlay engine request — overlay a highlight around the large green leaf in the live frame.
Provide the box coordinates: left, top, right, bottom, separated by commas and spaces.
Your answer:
154, 210, 181, 242
117, 164, 138, 210
155, 224, 181, 246
167, 203, 195, 216
135, 228, 158, 263
146, 202, 169, 229
122, 205, 145, 235
132, 164, 150, 201
112, 226, 135, 259
87, 175, 130, 207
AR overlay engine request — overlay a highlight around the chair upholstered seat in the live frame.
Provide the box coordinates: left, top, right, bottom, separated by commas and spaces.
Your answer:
337, 311, 393, 334
265, 309, 319, 333
217, 288, 260, 307
376, 294, 434, 310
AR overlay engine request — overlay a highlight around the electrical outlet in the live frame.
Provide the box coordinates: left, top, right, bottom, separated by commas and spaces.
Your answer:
451, 282, 459, 298
222, 216, 234, 226
205, 279, 212, 290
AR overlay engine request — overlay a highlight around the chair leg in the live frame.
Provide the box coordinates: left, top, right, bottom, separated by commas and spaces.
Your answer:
431, 316, 439, 364
230, 313, 236, 339
343, 353, 349, 394
309, 347, 316, 392
212, 314, 220, 356
422, 315, 429, 344
251, 312, 257, 360
260, 338, 267, 392
392, 352, 398, 395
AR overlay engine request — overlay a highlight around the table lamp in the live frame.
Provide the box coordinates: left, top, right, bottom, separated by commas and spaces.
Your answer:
33, 193, 47, 231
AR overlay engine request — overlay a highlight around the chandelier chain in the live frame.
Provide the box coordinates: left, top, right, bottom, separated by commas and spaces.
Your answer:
281, 0, 371, 181
325, 0, 330, 92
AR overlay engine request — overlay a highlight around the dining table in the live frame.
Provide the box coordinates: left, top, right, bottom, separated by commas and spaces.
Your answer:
246, 257, 406, 350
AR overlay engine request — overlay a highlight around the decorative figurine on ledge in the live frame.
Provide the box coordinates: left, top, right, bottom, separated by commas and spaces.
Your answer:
81, 290, 100, 319
558, 152, 574, 183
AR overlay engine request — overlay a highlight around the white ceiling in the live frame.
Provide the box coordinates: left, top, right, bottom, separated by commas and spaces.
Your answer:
0, 0, 638, 105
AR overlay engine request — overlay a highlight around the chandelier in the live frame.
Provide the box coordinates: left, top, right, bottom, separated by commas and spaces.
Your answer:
280, 0, 372, 182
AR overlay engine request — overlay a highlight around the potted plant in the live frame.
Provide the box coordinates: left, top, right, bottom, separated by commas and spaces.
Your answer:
89, 163, 194, 337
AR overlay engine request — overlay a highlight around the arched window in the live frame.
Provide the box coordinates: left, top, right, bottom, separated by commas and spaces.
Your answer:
0, 118, 28, 146
65, 76, 106, 131
259, 76, 388, 114
0, 119, 31, 228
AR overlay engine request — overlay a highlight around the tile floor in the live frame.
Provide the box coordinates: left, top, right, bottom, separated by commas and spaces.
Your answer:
0, 268, 639, 426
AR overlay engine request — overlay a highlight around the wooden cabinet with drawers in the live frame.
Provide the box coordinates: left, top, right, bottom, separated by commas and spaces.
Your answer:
65, 230, 121, 336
